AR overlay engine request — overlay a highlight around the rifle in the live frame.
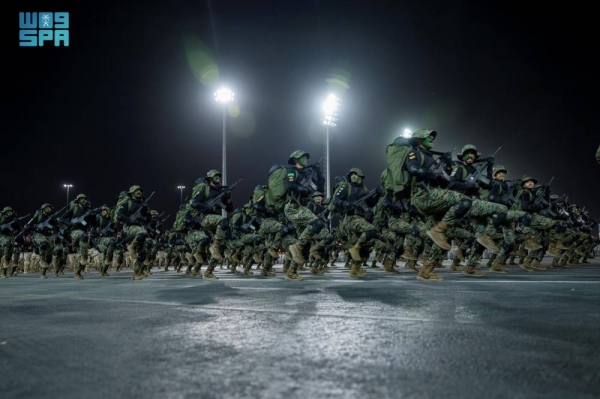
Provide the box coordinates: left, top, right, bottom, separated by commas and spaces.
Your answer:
205, 179, 242, 210
129, 191, 155, 224
100, 221, 116, 236
465, 147, 502, 187
0, 214, 31, 233
348, 188, 379, 208
429, 149, 456, 174
34, 206, 66, 233
69, 206, 101, 228
533, 176, 554, 207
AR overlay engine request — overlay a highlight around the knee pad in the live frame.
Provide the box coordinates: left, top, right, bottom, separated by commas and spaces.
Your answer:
309, 219, 325, 234
253, 237, 262, 246
454, 199, 472, 219
520, 213, 532, 227
365, 229, 378, 241
491, 212, 507, 228
554, 222, 566, 234
39, 242, 49, 251
135, 233, 147, 242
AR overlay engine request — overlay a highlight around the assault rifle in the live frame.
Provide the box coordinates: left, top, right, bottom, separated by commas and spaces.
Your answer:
0, 214, 31, 233
348, 188, 380, 208
129, 191, 155, 224
100, 222, 116, 236
69, 206, 102, 227
297, 159, 324, 194
533, 176, 554, 207
429, 149, 456, 174
465, 147, 502, 187
34, 206, 66, 232
205, 179, 242, 210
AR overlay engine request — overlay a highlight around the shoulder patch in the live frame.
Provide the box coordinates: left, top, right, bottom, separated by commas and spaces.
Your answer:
450, 166, 459, 176
408, 152, 416, 160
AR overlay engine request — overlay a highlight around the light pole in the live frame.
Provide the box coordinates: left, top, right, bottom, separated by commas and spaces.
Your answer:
322, 94, 341, 199
63, 184, 73, 206
177, 185, 186, 205
214, 87, 234, 217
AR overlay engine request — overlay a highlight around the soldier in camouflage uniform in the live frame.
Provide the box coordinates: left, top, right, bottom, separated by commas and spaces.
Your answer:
307, 191, 334, 274
278, 150, 325, 280
95, 205, 116, 276
331, 168, 384, 276
172, 203, 210, 277
114, 185, 152, 280
59, 193, 98, 280
1, 207, 23, 278
249, 184, 284, 277
30, 203, 61, 279
188, 170, 234, 280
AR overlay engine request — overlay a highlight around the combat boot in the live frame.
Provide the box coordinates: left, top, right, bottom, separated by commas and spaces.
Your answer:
126, 243, 138, 259
261, 269, 276, 277
450, 260, 464, 272
462, 264, 485, 277
427, 222, 451, 250
348, 263, 359, 277
383, 260, 399, 274
508, 256, 517, 266
524, 238, 543, 251
1, 268, 7, 278
230, 264, 240, 274
489, 258, 508, 274
476, 235, 500, 254
203, 266, 219, 280
101, 264, 111, 277
402, 244, 418, 261
417, 262, 443, 282
40, 268, 48, 279
288, 243, 306, 265
555, 241, 569, 250
74, 263, 84, 280
552, 258, 564, 268
370, 259, 379, 268
132, 261, 145, 280
514, 248, 528, 257
486, 258, 494, 268
310, 266, 324, 275
547, 243, 562, 258
404, 259, 419, 272
285, 266, 303, 281
348, 243, 363, 261
520, 258, 534, 272
355, 261, 367, 277
243, 267, 254, 275
531, 260, 547, 271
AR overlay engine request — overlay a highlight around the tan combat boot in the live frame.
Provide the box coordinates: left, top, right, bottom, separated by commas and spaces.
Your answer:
454, 247, 466, 262
427, 222, 451, 250
402, 245, 418, 261
383, 259, 399, 274
261, 269, 276, 277
531, 260, 547, 271
489, 258, 508, 274
355, 261, 367, 277
524, 238, 543, 251
348, 243, 362, 261
404, 259, 419, 272
514, 248, 528, 257
520, 258, 534, 272
417, 262, 443, 282
462, 264, 485, 277
547, 243, 562, 258
476, 235, 500, 254
348, 263, 359, 277
450, 259, 464, 272
203, 266, 219, 280
126, 243, 137, 259
285, 266, 303, 281
555, 241, 569, 250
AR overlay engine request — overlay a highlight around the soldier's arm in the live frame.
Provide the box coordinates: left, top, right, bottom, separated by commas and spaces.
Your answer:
406, 151, 438, 181
284, 169, 309, 195
332, 184, 350, 207
488, 182, 510, 207
447, 165, 475, 191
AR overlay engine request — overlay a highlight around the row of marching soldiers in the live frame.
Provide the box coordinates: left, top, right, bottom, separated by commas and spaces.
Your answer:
1, 130, 598, 281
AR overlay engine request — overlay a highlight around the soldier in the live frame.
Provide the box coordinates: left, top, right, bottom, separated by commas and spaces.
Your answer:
188, 170, 234, 280
270, 150, 325, 280
95, 205, 116, 276
331, 168, 384, 276
1, 207, 23, 278
307, 191, 333, 274
596, 144, 600, 164
30, 203, 62, 279
59, 193, 98, 280
114, 185, 152, 280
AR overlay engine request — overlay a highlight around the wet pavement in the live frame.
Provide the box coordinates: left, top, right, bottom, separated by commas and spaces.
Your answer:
1, 259, 600, 399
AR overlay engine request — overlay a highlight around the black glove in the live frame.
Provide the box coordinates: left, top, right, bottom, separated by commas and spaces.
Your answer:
485, 156, 495, 164
375, 186, 385, 196
341, 201, 355, 210
465, 180, 479, 190
298, 186, 310, 195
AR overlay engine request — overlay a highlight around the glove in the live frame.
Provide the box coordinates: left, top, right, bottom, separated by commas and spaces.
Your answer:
375, 186, 386, 196
341, 201, 355, 210
298, 186, 310, 195
465, 180, 479, 190
485, 156, 495, 163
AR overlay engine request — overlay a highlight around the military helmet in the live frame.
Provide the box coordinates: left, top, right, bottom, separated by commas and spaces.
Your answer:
2, 206, 13, 213
493, 165, 507, 176
288, 150, 310, 165
521, 176, 537, 185
458, 144, 481, 159
150, 210, 159, 216
312, 191, 325, 198
100, 205, 110, 212
347, 167, 365, 178
550, 194, 559, 201
40, 203, 53, 210
206, 169, 221, 179
411, 129, 437, 140
75, 193, 88, 201
128, 185, 143, 194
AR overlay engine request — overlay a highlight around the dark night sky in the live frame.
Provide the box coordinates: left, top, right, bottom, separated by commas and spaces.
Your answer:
4, 1, 598, 220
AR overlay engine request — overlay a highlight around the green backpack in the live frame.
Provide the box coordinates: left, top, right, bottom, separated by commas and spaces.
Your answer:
172, 207, 189, 232
190, 178, 211, 201
111, 192, 130, 222
327, 175, 348, 212
381, 137, 414, 200
265, 164, 289, 212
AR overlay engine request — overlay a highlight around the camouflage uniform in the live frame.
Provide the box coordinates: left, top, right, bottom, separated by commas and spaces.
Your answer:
30, 203, 61, 278
59, 194, 97, 279
0, 207, 22, 278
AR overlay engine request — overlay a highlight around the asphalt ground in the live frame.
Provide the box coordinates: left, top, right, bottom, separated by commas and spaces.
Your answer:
1, 259, 600, 399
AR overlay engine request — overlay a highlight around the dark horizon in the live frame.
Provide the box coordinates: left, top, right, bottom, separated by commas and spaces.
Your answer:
5, 1, 598, 221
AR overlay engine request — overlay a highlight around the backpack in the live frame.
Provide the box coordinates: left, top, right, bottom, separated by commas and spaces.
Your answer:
327, 175, 348, 212
111, 192, 130, 222
172, 207, 189, 232
380, 137, 414, 201
190, 178, 211, 202
264, 164, 289, 213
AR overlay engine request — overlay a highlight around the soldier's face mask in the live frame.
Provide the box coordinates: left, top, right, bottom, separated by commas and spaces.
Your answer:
423, 137, 434, 149
463, 151, 476, 163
